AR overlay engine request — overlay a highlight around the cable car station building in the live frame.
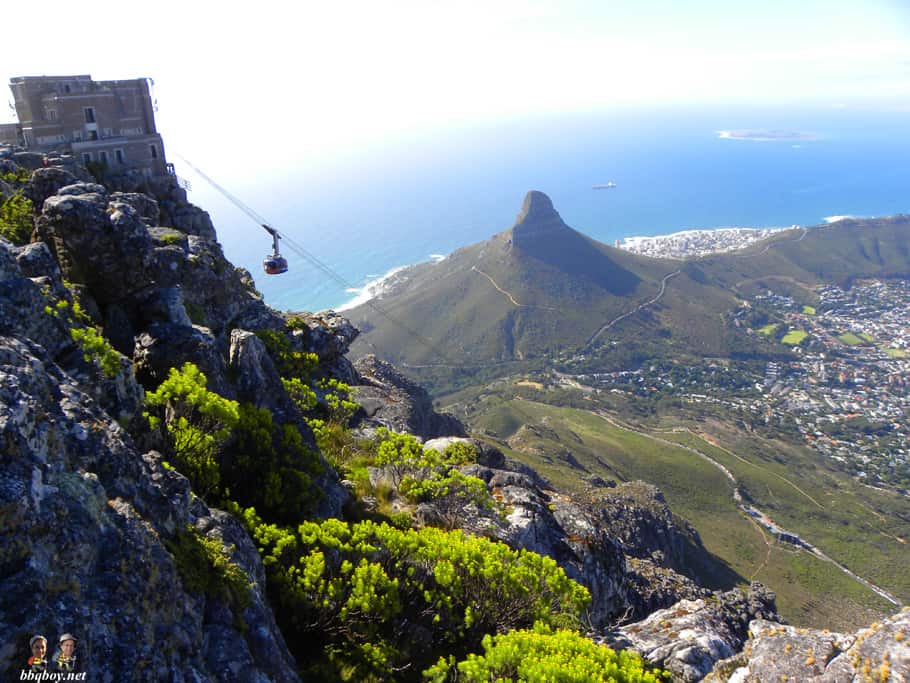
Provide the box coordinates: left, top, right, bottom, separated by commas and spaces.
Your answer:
8, 75, 168, 177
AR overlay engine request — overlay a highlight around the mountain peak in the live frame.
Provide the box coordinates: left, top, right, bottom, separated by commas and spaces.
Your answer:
516, 190, 558, 223
511, 191, 569, 246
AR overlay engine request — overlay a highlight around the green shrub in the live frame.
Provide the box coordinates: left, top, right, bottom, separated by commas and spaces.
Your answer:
318, 377, 359, 424
0, 193, 34, 245
164, 525, 252, 611
222, 403, 323, 524
256, 328, 319, 378
70, 325, 122, 378
373, 430, 492, 526
424, 623, 668, 682
43, 293, 121, 378
236, 512, 590, 680
144, 363, 240, 497
158, 231, 186, 246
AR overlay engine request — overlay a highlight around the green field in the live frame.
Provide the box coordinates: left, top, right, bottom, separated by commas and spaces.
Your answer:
758, 323, 779, 336
838, 332, 864, 346
782, 329, 808, 345
447, 395, 908, 631
802, 305, 816, 315
859, 332, 876, 343
884, 348, 909, 358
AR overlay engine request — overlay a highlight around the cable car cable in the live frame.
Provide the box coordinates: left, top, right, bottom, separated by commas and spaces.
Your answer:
174, 153, 458, 366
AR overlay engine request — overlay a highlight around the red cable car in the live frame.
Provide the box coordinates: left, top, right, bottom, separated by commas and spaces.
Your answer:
261, 225, 288, 275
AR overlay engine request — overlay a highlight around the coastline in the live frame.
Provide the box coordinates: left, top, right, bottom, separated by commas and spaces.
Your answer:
336, 254, 446, 312
615, 225, 797, 259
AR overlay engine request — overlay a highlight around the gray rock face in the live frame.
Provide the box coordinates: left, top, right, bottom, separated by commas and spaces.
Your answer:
21, 167, 78, 208
603, 584, 780, 682
0, 337, 298, 682
110, 191, 161, 226
37, 187, 156, 300
229, 329, 302, 430
134, 323, 235, 398
353, 354, 466, 439
710, 611, 910, 682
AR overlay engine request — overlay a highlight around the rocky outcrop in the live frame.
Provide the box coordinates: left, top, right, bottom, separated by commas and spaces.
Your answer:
418, 437, 708, 628
353, 354, 466, 439
0, 333, 298, 681
602, 584, 780, 682
21, 167, 79, 208
709, 610, 910, 682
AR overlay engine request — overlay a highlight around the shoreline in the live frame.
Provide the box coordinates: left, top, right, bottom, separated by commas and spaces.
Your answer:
614, 225, 799, 259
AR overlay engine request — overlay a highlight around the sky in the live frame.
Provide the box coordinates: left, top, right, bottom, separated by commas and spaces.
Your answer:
3, 0, 909, 175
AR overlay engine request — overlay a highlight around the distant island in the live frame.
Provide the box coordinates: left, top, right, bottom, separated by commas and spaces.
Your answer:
717, 129, 817, 141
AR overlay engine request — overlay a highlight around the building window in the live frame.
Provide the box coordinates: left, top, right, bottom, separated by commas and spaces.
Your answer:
64, 84, 71, 94
149, 144, 158, 159
46, 109, 57, 121
115, 149, 124, 164
87, 130, 98, 141
73, 131, 83, 141
82, 153, 92, 164
99, 151, 108, 165
84, 107, 96, 123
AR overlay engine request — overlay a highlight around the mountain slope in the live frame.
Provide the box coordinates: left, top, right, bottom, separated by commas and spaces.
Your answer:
348, 191, 741, 372
348, 193, 910, 391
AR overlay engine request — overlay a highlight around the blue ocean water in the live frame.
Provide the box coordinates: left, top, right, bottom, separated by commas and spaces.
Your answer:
182, 105, 910, 312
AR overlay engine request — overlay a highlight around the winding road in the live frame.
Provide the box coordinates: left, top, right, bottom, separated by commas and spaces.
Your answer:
593, 411, 903, 608
585, 270, 681, 347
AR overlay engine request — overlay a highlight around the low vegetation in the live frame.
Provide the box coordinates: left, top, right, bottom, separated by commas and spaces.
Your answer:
425, 623, 668, 682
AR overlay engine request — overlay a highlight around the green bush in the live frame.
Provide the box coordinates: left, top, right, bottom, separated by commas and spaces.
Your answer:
70, 325, 122, 378
222, 403, 323, 524
164, 525, 252, 611
256, 328, 319, 379
43, 294, 121, 378
237, 512, 590, 680
424, 623, 668, 682
0, 193, 34, 245
373, 430, 492, 526
144, 363, 240, 497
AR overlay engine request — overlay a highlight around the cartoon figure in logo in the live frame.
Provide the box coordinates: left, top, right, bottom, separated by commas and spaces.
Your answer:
53, 633, 78, 672
27, 635, 47, 672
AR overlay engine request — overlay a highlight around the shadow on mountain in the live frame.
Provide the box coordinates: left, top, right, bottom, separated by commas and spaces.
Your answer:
510, 190, 641, 295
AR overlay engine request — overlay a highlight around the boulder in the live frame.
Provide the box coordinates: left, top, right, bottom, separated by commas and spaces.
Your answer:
133, 323, 235, 398
110, 191, 160, 226
21, 167, 78, 207
710, 610, 910, 682
602, 584, 780, 682
352, 354, 466, 439
37, 187, 156, 301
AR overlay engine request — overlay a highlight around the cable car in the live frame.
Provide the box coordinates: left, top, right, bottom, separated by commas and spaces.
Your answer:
261, 225, 288, 275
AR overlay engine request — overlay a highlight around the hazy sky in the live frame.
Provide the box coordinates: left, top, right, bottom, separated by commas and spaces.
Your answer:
3, 0, 909, 169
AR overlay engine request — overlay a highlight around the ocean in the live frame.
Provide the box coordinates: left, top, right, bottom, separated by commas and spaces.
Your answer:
180, 105, 910, 313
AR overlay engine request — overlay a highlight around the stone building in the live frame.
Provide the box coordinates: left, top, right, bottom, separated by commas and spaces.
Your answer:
0, 122, 20, 147
8, 75, 168, 176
